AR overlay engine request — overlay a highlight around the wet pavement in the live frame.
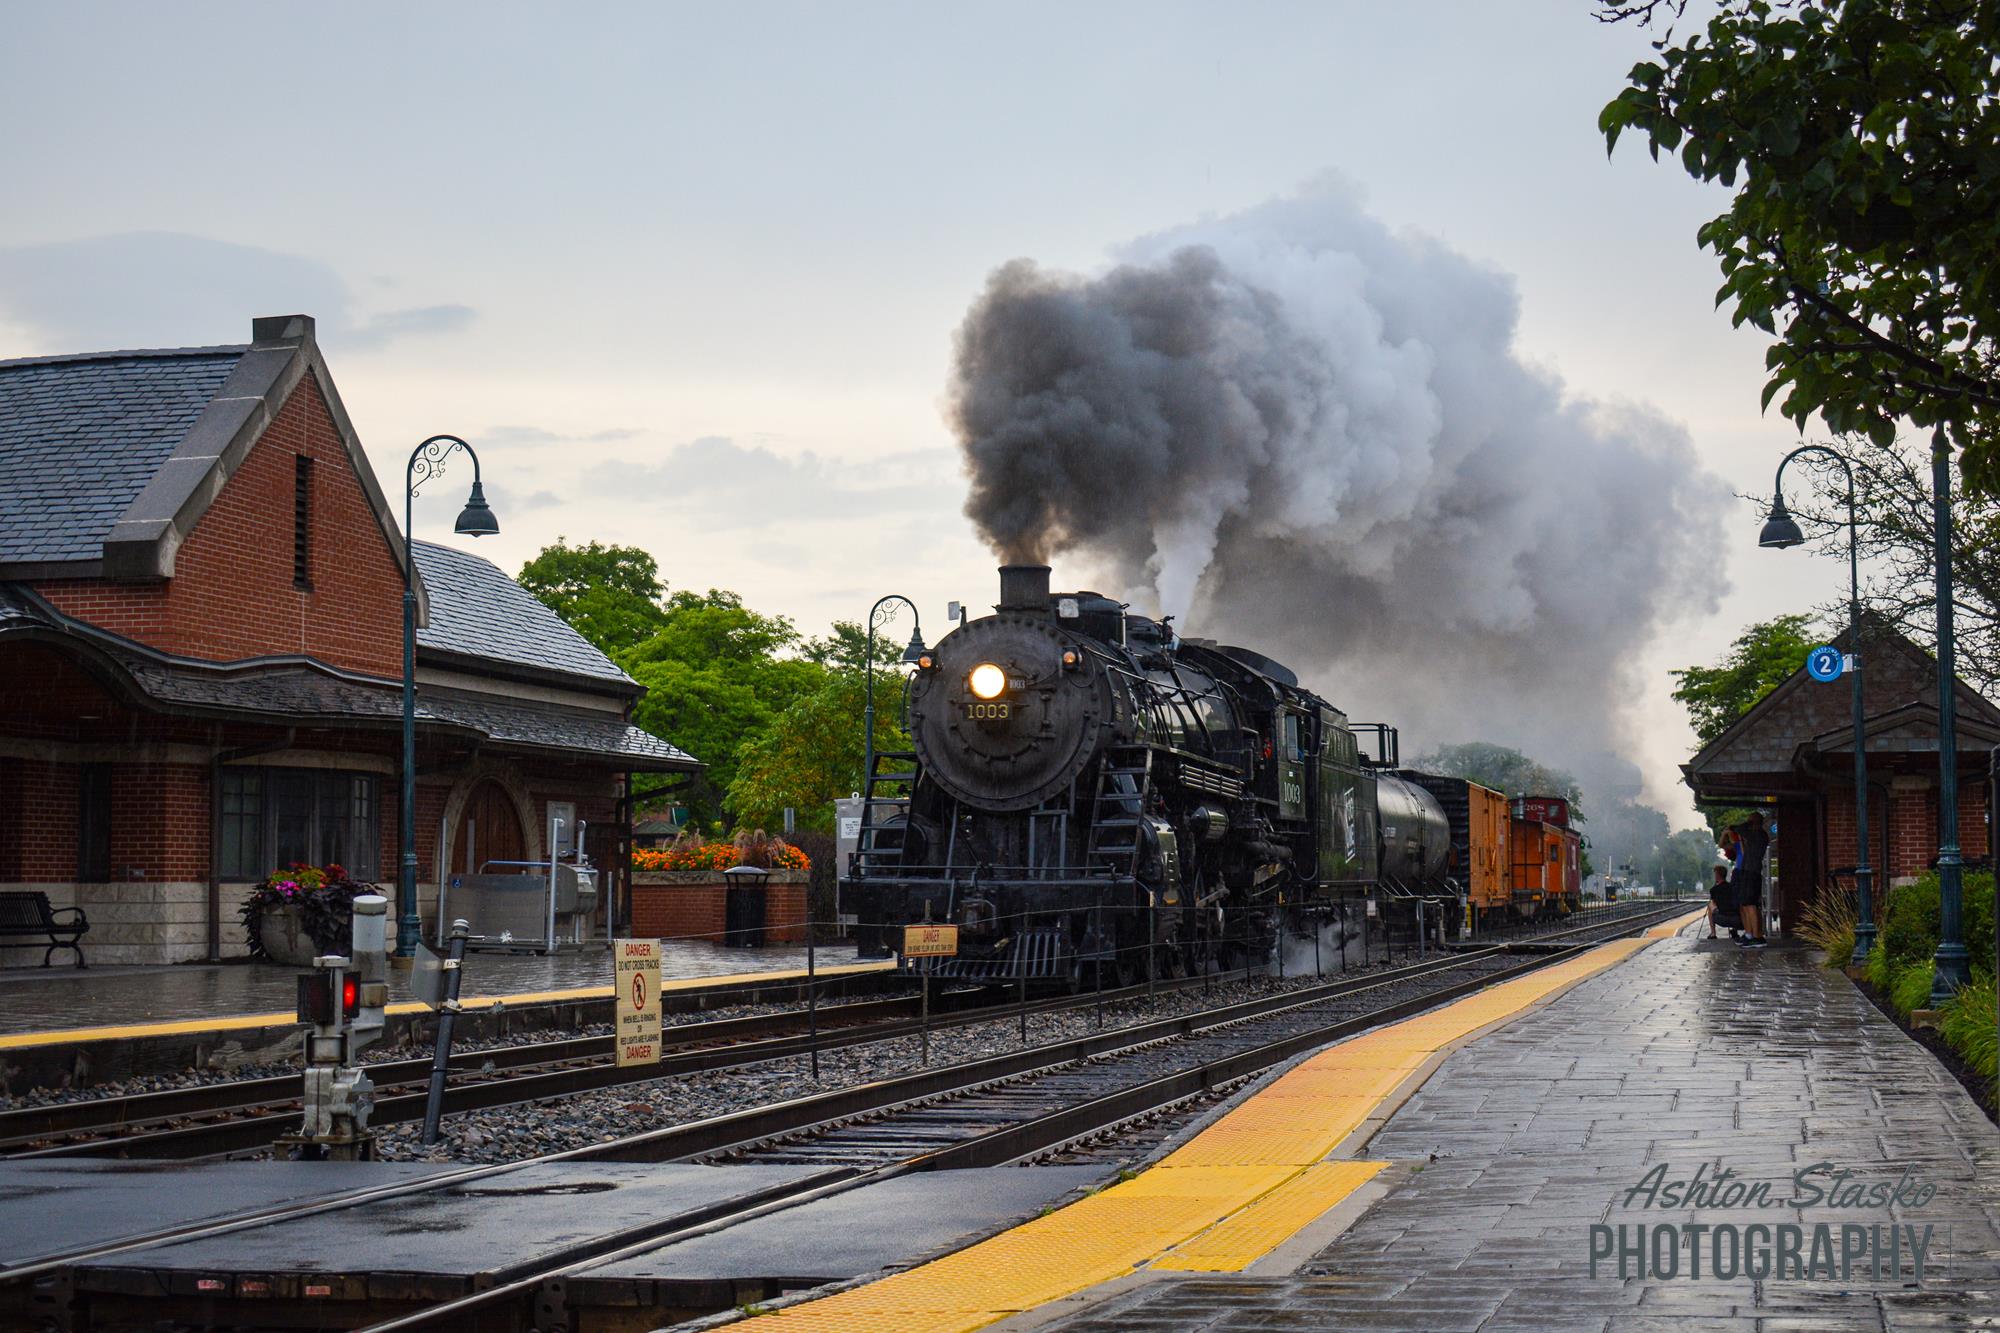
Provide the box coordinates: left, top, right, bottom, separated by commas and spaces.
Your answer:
0, 939, 865, 1036
1034, 929, 2000, 1332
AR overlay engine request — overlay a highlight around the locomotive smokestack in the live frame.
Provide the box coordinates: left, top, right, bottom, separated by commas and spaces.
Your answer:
998, 564, 1051, 614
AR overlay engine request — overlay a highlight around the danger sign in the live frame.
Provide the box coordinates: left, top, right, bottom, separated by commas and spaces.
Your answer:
614, 939, 662, 1067
902, 924, 960, 958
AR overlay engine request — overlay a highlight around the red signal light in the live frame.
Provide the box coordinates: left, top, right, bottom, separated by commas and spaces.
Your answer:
341, 975, 360, 1018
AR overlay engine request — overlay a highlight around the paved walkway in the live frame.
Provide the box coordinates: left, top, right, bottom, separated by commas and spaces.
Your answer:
1035, 929, 2000, 1332
0, 939, 866, 1038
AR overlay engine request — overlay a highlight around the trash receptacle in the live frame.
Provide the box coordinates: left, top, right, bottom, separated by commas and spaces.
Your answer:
722, 865, 769, 948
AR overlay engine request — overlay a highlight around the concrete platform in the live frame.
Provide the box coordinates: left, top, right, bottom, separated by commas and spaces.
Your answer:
559, 1167, 1110, 1322
65, 1161, 842, 1318
1029, 928, 2000, 1332
0, 944, 889, 1091
0, 1159, 459, 1273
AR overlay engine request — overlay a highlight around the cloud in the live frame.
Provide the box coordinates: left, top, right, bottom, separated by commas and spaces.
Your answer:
0, 231, 473, 354
479, 424, 642, 449
584, 436, 962, 529
343, 303, 477, 350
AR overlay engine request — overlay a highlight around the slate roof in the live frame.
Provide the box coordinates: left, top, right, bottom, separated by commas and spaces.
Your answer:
412, 540, 634, 688
0, 348, 246, 565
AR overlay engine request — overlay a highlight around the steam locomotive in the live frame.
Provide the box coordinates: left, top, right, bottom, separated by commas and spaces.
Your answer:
846, 565, 1578, 982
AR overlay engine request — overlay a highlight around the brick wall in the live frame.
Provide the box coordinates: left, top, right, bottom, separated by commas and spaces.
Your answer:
628, 873, 807, 946
1824, 779, 1991, 885
630, 882, 727, 945
34, 377, 405, 676
6, 758, 79, 881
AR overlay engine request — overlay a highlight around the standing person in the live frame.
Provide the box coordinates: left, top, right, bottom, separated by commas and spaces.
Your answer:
1733, 812, 1770, 948
1719, 828, 1743, 940
1707, 864, 1732, 939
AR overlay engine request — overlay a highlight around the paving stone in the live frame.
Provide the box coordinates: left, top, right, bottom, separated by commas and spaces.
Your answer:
1035, 931, 1999, 1331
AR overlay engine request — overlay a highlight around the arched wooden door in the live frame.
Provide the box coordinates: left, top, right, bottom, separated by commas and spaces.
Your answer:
455, 779, 527, 874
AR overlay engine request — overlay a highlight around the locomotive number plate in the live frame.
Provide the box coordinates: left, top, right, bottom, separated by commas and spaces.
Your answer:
964, 702, 1011, 720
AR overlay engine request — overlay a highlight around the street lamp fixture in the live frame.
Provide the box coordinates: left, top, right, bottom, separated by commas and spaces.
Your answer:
1760, 445, 1875, 961
863, 596, 928, 790
1925, 428, 1971, 1003
398, 435, 499, 958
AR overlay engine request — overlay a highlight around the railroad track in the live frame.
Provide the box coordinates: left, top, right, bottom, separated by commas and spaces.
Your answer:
0, 898, 1681, 1164
5, 902, 1695, 1331
375, 901, 1700, 1332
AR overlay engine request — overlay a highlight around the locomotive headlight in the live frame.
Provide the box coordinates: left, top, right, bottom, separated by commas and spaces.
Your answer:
968, 662, 1007, 699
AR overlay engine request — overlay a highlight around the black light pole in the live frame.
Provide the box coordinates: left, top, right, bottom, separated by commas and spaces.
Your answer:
1927, 428, 1971, 1003
1760, 444, 1875, 961
398, 436, 499, 959
861, 595, 928, 793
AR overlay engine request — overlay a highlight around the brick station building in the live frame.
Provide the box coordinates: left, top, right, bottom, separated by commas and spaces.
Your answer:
1682, 616, 1995, 933
0, 315, 697, 966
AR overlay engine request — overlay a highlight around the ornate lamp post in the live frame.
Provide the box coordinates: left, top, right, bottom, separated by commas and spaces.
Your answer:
861, 595, 929, 790
397, 436, 499, 958
1925, 429, 1971, 1002
1759, 444, 1875, 961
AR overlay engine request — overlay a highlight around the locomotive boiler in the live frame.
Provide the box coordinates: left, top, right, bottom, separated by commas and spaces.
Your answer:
846, 564, 1469, 983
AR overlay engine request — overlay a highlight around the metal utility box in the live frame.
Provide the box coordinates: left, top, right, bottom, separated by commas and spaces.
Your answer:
443, 862, 598, 953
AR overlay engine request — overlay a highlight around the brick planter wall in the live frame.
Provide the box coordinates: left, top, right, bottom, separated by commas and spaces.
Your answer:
629, 870, 808, 947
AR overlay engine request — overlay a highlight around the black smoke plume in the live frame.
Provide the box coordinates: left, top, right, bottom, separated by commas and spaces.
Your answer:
949, 184, 1727, 763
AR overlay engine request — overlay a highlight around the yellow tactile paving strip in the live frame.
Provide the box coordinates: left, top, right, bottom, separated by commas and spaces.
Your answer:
0, 961, 894, 1050
731, 913, 1703, 1332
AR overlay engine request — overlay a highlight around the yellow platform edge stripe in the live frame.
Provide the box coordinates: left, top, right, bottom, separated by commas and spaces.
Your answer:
730, 918, 1697, 1332
0, 960, 894, 1050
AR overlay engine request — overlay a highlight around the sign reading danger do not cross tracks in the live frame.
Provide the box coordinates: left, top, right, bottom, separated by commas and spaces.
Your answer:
614, 939, 662, 1067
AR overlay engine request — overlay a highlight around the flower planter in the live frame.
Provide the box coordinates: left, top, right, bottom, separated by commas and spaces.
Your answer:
254, 902, 320, 967
629, 870, 808, 946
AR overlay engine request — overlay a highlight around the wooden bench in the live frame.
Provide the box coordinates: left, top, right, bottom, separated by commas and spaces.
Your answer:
0, 891, 88, 968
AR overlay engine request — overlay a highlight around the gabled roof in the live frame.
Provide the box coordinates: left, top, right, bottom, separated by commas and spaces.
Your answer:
414, 539, 634, 689
1683, 612, 2000, 791
0, 347, 245, 567
0, 316, 418, 603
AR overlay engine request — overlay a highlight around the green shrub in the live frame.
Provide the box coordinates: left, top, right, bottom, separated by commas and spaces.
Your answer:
1890, 960, 1937, 1018
1879, 870, 1996, 968
1866, 942, 1893, 991
1937, 974, 1998, 1110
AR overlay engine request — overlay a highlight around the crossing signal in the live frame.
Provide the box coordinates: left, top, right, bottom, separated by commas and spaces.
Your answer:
297, 970, 361, 1025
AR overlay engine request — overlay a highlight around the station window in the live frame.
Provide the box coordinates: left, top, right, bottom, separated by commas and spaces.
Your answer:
77, 763, 112, 881
217, 767, 380, 881
293, 455, 313, 590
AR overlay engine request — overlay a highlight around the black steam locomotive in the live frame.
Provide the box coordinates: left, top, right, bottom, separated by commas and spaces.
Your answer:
846, 564, 1459, 982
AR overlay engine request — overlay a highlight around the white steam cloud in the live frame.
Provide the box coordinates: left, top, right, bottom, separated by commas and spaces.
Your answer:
949, 183, 1727, 763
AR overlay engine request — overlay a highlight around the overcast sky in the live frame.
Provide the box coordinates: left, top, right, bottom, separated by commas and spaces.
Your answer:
0, 3, 1844, 823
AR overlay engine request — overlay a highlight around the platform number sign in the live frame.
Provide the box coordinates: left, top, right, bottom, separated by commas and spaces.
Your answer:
614, 939, 662, 1067
1806, 645, 1846, 682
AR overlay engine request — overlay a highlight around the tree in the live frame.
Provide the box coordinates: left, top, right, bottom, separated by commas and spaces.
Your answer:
1598, 1, 2000, 490
803, 619, 909, 673
620, 591, 824, 827
1787, 434, 2000, 692
1411, 742, 1585, 815
517, 540, 669, 658
726, 670, 910, 832
1669, 613, 1820, 745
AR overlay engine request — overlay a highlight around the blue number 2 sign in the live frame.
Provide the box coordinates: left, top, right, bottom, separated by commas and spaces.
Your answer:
1806, 645, 1844, 682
